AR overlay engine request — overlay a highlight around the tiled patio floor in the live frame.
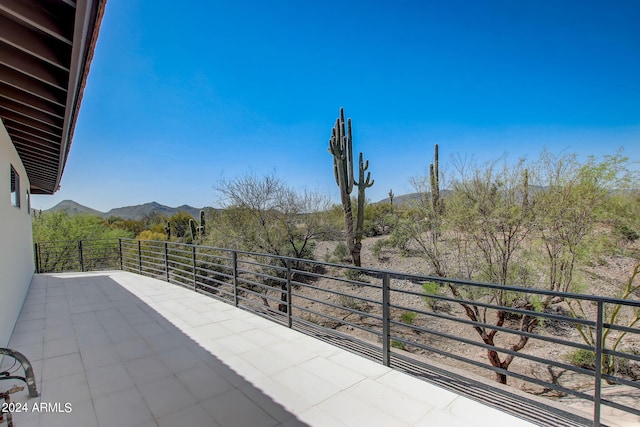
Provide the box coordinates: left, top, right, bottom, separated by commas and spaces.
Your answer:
3, 271, 539, 427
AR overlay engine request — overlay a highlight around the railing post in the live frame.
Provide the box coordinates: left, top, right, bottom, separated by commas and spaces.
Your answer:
37, 242, 42, 273
286, 259, 292, 328
34, 242, 40, 273
118, 239, 123, 270
382, 272, 391, 367
593, 300, 604, 427
232, 251, 238, 307
164, 242, 170, 282
138, 240, 142, 274
78, 240, 84, 272
192, 245, 197, 291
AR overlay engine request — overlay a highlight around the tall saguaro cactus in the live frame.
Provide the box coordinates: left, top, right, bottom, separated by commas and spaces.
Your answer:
164, 221, 171, 240
188, 219, 197, 243
429, 143, 442, 216
328, 108, 374, 267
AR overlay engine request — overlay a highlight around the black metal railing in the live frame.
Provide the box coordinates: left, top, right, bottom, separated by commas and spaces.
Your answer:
33, 239, 640, 427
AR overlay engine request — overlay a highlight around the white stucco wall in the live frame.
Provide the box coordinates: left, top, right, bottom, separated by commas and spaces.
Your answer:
0, 121, 34, 346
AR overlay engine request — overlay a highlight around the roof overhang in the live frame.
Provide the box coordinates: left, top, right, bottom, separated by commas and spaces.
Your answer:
0, 0, 106, 194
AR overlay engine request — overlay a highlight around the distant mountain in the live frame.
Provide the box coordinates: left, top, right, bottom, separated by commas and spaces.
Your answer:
377, 187, 542, 206
47, 200, 103, 217
104, 202, 201, 220
46, 200, 204, 220
376, 192, 421, 207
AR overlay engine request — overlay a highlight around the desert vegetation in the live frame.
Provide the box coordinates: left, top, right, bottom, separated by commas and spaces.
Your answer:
32, 135, 639, 401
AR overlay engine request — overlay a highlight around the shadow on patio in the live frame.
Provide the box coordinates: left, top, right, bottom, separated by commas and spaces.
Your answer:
4, 272, 308, 427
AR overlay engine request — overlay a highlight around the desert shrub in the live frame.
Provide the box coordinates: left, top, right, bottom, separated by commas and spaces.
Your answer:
344, 269, 362, 282
566, 349, 596, 370
568, 348, 639, 380
363, 220, 378, 237
391, 339, 406, 350
422, 281, 444, 311
136, 230, 167, 241
372, 239, 389, 260
333, 243, 349, 262
617, 224, 640, 242
387, 223, 412, 255
338, 295, 368, 311
400, 311, 417, 324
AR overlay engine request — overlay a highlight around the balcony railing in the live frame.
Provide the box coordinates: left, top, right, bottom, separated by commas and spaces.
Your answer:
34, 239, 640, 427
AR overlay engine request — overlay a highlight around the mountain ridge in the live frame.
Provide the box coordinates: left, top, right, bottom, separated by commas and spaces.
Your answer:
46, 200, 204, 220
45, 191, 434, 220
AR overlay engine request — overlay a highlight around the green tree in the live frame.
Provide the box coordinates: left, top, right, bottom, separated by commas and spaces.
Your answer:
362, 202, 396, 236
213, 174, 333, 312
109, 217, 147, 236
168, 211, 195, 239
32, 211, 133, 243
444, 157, 537, 384
32, 211, 133, 271
535, 151, 640, 378
214, 174, 332, 258
136, 230, 167, 241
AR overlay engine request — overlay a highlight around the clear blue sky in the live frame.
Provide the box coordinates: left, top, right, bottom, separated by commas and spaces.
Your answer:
32, 0, 640, 212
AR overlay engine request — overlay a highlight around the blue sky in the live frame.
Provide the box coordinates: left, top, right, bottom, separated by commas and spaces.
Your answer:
33, 0, 640, 212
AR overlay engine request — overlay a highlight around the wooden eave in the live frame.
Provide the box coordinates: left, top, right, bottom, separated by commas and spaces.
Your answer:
0, 0, 106, 194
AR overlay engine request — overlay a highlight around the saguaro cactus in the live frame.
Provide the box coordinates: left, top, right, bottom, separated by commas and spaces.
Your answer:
429, 143, 442, 216
328, 107, 374, 267
164, 221, 171, 240
196, 210, 205, 237
188, 219, 197, 243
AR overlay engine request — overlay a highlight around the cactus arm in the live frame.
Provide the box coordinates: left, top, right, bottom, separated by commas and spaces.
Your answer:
346, 117, 354, 194
355, 152, 374, 188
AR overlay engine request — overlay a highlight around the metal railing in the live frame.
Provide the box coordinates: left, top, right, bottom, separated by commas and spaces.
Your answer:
34, 239, 640, 427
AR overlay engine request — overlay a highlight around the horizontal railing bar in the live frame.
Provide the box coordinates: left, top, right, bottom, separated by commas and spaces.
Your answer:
167, 260, 192, 270
293, 305, 384, 338
393, 352, 593, 425
603, 322, 640, 334
600, 396, 640, 416
392, 274, 640, 308
390, 286, 597, 328
603, 348, 640, 363
388, 333, 596, 402
237, 257, 281, 271
292, 292, 384, 321
389, 301, 595, 352
195, 259, 232, 271
388, 319, 597, 376
196, 282, 233, 299
236, 277, 285, 295
237, 268, 287, 284
293, 283, 383, 307
238, 286, 283, 305
198, 269, 233, 281
292, 268, 383, 290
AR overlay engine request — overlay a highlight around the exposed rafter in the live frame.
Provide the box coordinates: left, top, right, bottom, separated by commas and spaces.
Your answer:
0, 0, 106, 194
